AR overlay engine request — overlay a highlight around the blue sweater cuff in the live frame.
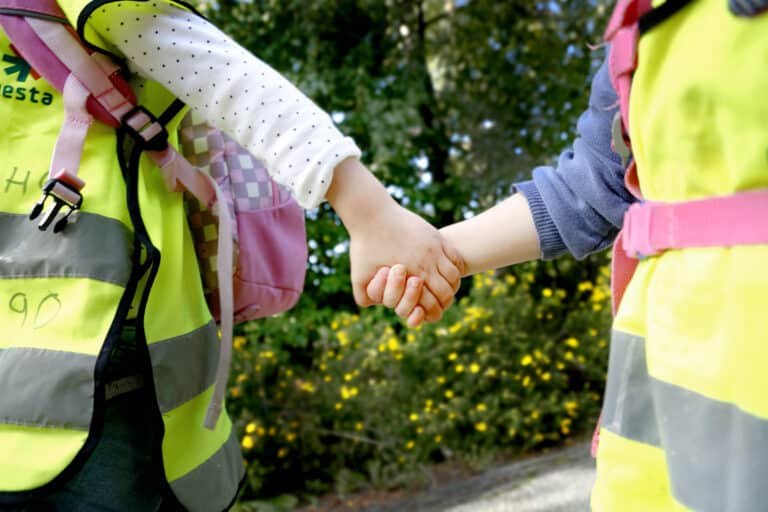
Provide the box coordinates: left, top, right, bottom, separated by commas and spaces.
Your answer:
514, 180, 568, 260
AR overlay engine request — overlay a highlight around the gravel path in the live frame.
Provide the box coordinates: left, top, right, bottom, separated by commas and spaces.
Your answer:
361, 441, 595, 512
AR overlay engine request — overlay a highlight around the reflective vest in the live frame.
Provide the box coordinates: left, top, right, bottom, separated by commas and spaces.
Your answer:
0, 1, 244, 510
593, 1, 768, 510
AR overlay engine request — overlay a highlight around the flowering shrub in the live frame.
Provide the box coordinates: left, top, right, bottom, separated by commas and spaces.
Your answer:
228, 255, 612, 502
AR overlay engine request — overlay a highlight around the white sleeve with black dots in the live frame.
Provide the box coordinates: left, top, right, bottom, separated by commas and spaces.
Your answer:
89, 3, 361, 209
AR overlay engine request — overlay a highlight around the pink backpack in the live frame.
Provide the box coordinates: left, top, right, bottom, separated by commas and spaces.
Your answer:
0, 0, 307, 429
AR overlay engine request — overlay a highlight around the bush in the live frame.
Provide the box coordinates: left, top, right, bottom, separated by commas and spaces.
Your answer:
227, 254, 612, 503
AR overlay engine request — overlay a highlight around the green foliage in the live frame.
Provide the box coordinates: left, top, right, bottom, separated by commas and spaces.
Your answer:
202, 0, 613, 309
198, 0, 618, 504
228, 254, 612, 502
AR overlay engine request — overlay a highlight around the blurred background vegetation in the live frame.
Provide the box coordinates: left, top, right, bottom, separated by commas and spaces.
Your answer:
199, 0, 614, 508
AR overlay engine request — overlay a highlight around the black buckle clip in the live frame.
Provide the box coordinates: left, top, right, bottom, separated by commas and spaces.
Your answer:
29, 178, 83, 233
121, 105, 169, 152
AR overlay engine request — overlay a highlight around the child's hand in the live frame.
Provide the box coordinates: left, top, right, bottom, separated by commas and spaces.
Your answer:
366, 264, 456, 327
348, 203, 463, 317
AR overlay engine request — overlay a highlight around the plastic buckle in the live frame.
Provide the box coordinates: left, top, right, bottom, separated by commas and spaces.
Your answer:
621, 201, 660, 259
29, 177, 84, 233
121, 105, 169, 151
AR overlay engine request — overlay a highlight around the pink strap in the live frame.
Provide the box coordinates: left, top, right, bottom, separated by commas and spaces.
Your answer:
148, 148, 217, 208
0, 0, 65, 19
49, 74, 93, 183
203, 176, 235, 430
621, 190, 768, 258
25, 17, 133, 124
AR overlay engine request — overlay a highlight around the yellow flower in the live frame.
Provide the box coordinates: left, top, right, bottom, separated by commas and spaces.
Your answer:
449, 323, 462, 334
437, 376, 446, 385
245, 422, 257, 434
409, 413, 420, 422
405, 440, 415, 450
236, 373, 247, 384
233, 336, 247, 350
485, 368, 498, 377
475, 422, 487, 432
256, 426, 266, 437
560, 418, 572, 435
285, 432, 297, 442
476, 403, 487, 412
331, 320, 339, 330
344, 373, 353, 382
229, 387, 242, 398
407, 333, 416, 343
470, 363, 481, 374
434, 435, 443, 443
565, 337, 579, 348
448, 412, 457, 420
578, 281, 593, 292
505, 274, 517, 285
355, 422, 364, 431
556, 362, 565, 370
416, 427, 424, 434
445, 390, 454, 399
565, 351, 574, 361
337, 331, 349, 346
541, 372, 551, 381
241, 435, 254, 450
448, 352, 458, 361
378, 342, 387, 352
508, 428, 517, 437
483, 325, 493, 334
530, 410, 540, 420
324, 375, 332, 382
277, 448, 288, 458
387, 337, 400, 351
542, 288, 553, 298
522, 375, 531, 387
455, 364, 465, 373
589, 328, 599, 336
335, 402, 343, 410
521, 355, 533, 366
300, 381, 316, 393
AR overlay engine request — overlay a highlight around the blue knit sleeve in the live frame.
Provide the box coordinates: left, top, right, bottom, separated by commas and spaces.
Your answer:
515, 53, 636, 260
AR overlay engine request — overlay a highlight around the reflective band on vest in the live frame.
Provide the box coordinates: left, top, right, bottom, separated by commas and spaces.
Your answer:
601, 330, 768, 512
0, 212, 132, 285
0, 0, 244, 506
149, 321, 219, 413
0, 347, 94, 430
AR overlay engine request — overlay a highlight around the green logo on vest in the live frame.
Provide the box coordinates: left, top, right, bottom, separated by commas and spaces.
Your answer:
1, 48, 54, 106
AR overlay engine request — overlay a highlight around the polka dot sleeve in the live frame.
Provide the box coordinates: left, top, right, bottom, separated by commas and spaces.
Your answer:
88, 3, 361, 210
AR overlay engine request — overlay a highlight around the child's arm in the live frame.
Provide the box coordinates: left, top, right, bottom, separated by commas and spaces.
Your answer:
90, 4, 465, 315
439, 193, 540, 276
366, 193, 538, 326
326, 157, 464, 316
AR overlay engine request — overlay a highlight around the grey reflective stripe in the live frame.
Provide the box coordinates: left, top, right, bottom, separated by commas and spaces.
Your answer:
149, 321, 218, 413
603, 330, 768, 512
0, 347, 93, 430
601, 331, 660, 446
0, 212, 132, 286
656, 377, 768, 512
170, 427, 244, 512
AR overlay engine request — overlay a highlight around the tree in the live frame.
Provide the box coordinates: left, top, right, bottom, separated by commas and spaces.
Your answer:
203, 0, 612, 320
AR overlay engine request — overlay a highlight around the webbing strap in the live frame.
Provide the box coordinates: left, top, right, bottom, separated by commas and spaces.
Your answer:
639, 0, 695, 34
25, 16, 133, 124
0, 0, 65, 20
203, 176, 234, 430
621, 190, 768, 258
50, 75, 93, 183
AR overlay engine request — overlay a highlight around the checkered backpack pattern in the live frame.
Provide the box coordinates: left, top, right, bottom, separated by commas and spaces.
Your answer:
180, 110, 307, 323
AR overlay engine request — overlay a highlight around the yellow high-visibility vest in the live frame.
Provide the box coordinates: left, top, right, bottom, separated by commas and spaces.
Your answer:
593, 1, 768, 510
0, 1, 243, 509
